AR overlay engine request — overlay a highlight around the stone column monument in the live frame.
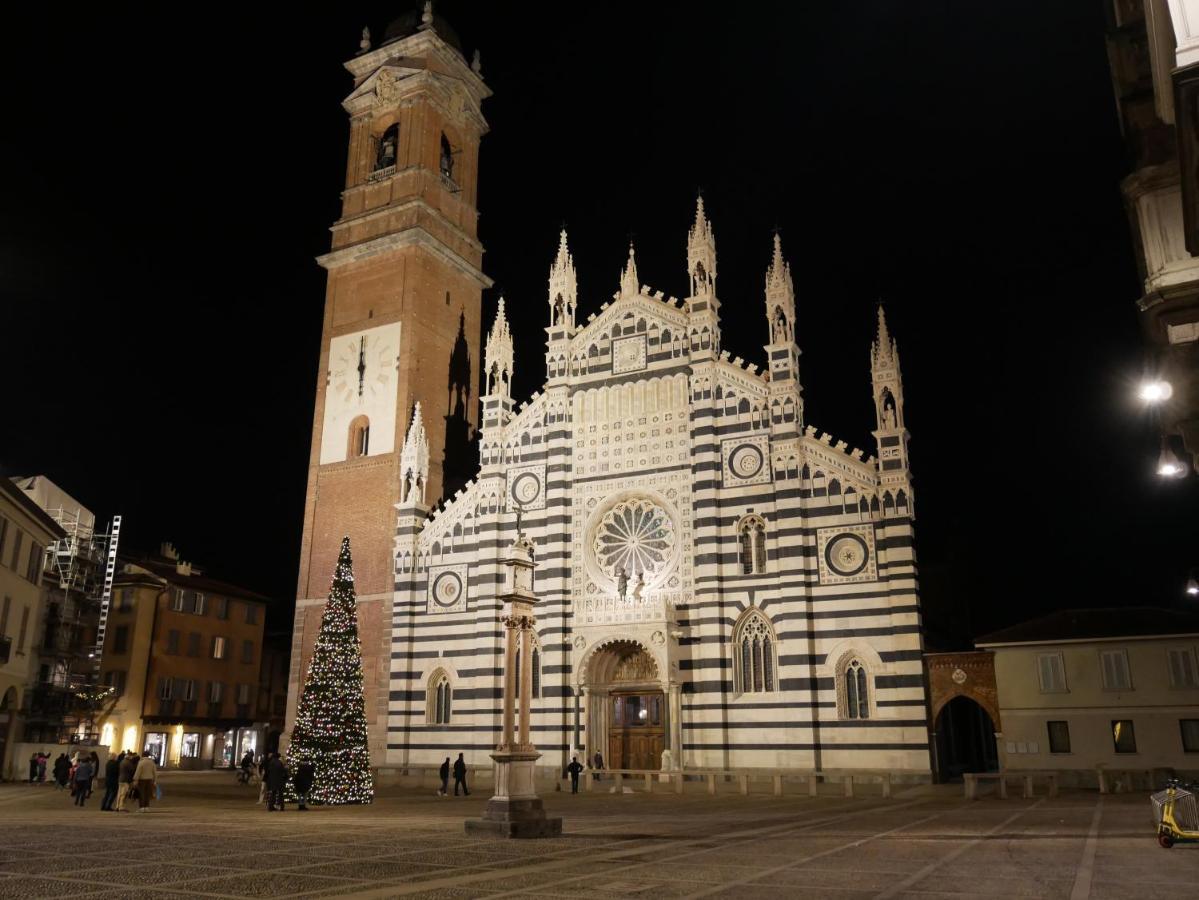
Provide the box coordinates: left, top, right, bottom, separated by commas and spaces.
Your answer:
465, 530, 562, 838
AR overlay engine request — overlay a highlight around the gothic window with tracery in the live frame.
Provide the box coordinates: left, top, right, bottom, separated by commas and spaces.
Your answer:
428, 670, 452, 724
737, 515, 768, 575
843, 659, 869, 719
734, 610, 777, 694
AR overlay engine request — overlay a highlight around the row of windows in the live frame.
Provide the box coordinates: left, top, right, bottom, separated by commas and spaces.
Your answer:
167, 589, 259, 625
1043, 718, 1199, 755
426, 649, 544, 726
163, 630, 254, 664
0, 515, 44, 585
1037, 647, 1199, 693
157, 676, 252, 705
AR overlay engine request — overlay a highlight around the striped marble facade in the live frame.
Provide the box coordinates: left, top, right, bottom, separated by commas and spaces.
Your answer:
387, 201, 931, 777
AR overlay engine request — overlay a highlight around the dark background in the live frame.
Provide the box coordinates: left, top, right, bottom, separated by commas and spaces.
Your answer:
2, 2, 1195, 644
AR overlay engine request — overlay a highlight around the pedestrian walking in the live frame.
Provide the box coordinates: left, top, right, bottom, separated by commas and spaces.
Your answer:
87, 751, 99, 797
100, 754, 120, 811
238, 750, 254, 784
293, 760, 314, 811
53, 753, 70, 789
566, 756, 584, 794
72, 757, 93, 807
437, 757, 450, 797
266, 753, 288, 811
37, 752, 47, 782
256, 754, 268, 804
452, 752, 469, 796
116, 752, 137, 812
133, 751, 157, 812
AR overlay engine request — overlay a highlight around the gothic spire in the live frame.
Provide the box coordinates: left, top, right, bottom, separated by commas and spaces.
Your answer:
687, 194, 716, 296
872, 304, 896, 368
400, 402, 430, 506
485, 296, 514, 397
765, 233, 795, 346
549, 228, 577, 328
620, 242, 639, 298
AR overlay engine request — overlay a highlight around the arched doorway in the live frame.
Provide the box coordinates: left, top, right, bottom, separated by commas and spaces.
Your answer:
584, 640, 665, 771
934, 695, 999, 781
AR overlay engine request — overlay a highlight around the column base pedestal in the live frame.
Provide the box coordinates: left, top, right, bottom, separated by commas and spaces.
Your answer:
465, 797, 562, 839
464, 749, 561, 839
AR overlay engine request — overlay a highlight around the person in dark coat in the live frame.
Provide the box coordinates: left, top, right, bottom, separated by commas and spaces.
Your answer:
566, 756, 584, 794
37, 752, 47, 782
87, 751, 99, 797
116, 752, 137, 811
72, 757, 94, 806
101, 755, 121, 810
293, 760, 314, 811
592, 750, 605, 782
53, 754, 70, 789
452, 753, 469, 796
28, 753, 38, 783
438, 757, 450, 797
265, 753, 288, 811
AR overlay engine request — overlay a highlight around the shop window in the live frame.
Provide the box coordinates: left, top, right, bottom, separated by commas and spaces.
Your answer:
181, 733, 200, 759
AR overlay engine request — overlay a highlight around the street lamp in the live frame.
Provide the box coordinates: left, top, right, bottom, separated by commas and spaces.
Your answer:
1139, 380, 1174, 403
1158, 438, 1186, 478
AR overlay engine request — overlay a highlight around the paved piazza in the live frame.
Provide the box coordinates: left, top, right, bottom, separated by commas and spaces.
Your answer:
0, 772, 1191, 898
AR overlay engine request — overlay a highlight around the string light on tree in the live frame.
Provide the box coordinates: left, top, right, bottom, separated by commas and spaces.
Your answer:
286, 535, 374, 805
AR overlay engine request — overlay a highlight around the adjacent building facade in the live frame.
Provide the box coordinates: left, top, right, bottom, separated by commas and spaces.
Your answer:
98, 546, 274, 768
0, 479, 64, 779
289, 11, 930, 777
978, 608, 1199, 784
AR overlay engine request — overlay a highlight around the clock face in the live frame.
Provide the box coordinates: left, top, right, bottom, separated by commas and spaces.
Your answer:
318, 322, 403, 465
330, 333, 395, 407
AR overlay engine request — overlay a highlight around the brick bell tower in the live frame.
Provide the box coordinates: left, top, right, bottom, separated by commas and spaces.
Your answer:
288, 4, 491, 764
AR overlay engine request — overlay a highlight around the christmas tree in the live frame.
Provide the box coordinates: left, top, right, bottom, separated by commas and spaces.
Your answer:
286, 536, 374, 804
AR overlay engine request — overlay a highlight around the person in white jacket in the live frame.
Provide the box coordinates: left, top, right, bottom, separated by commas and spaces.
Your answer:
132, 752, 157, 812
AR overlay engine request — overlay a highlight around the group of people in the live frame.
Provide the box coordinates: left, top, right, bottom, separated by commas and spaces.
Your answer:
564, 750, 604, 794
238, 750, 315, 811
44, 749, 159, 812
436, 753, 471, 797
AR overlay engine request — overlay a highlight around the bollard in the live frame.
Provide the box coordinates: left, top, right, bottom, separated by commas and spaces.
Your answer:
808, 773, 818, 797
773, 774, 783, 797
881, 774, 892, 799
843, 775, 854, 798
675, 771, 684, 794
615, 772, 624, 793
739, 774, 748, 795
645, 772, 653, 793
584, 771, 593, 793
707, 773, 716, 795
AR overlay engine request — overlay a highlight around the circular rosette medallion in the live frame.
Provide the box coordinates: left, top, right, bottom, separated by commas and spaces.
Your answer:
593, 498, 676, 581
825, 533, 869, 577
431, 571, 464, 608
510, 472, 541, 506
729, 444, 764, 479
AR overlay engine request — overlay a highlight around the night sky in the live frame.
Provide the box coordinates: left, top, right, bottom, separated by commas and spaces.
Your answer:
3, 2, 1196, 645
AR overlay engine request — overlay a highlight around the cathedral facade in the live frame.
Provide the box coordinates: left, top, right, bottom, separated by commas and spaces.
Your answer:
290, 11, 931, 778
392, 218, 930, 775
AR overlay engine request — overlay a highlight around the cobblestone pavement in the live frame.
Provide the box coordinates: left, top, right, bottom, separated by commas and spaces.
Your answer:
0, 772, 1191, 898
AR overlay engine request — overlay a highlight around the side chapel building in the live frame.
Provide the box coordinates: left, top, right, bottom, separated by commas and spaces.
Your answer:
289, 6, 931, 777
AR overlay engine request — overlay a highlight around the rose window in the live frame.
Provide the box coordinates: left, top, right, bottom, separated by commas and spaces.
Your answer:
593, 499, 676, 580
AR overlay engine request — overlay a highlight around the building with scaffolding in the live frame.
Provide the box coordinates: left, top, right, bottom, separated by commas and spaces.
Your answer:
11, 476, 121, 746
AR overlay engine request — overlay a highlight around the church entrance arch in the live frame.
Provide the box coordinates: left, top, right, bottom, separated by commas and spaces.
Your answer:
582, 640, 665, 771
